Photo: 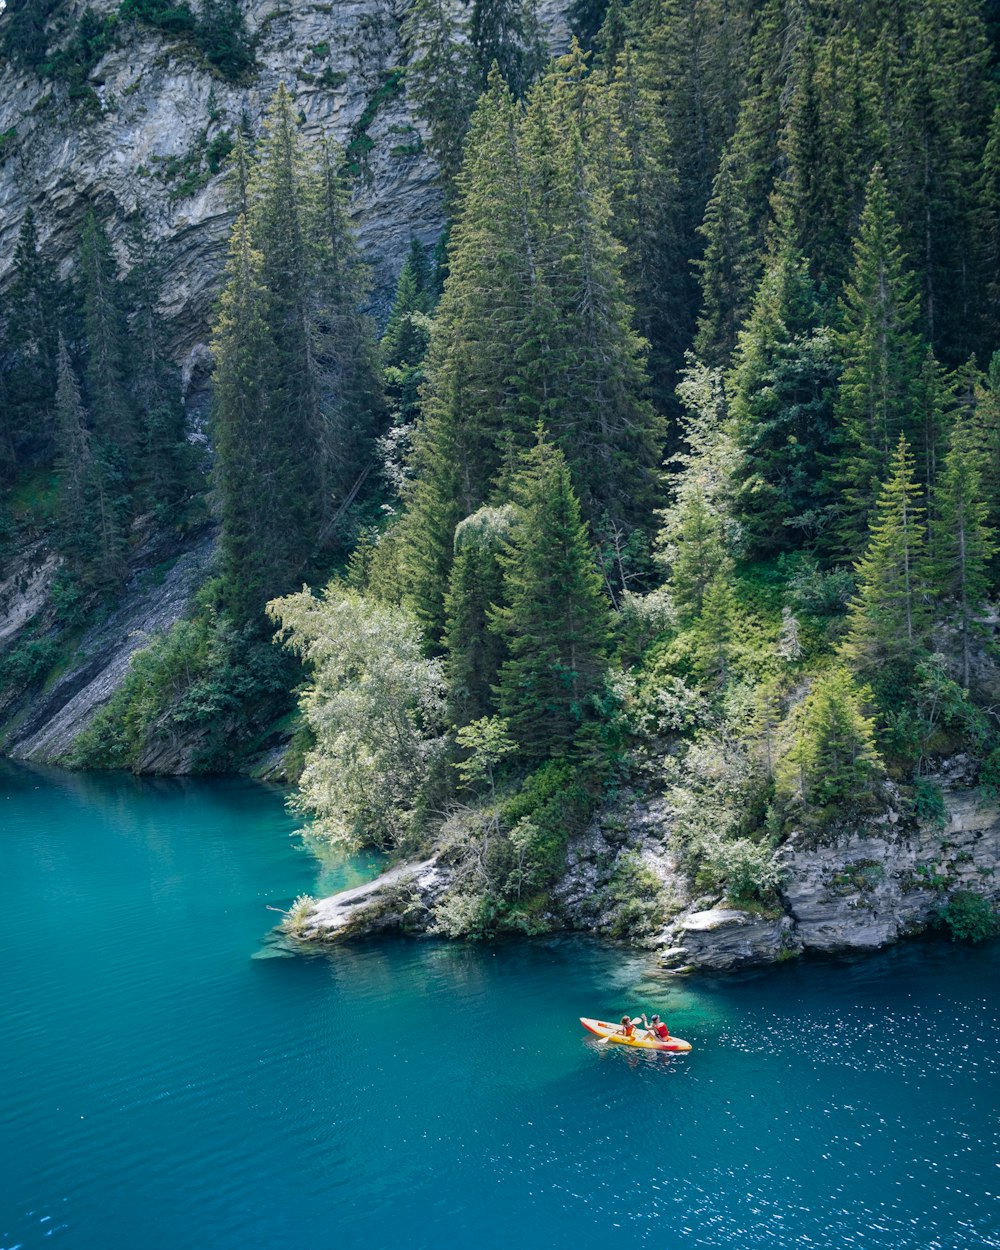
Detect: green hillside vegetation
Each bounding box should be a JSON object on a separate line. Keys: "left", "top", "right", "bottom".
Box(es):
{"left": 3, "top": 0, "right": 1000, "bottom": 937}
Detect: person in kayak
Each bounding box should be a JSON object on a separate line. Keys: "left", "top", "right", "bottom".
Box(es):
{"left": 641, "top": 1013, "right": 670, "bottom": 1042}
{"left": 618, "top": 1015, "right": 639, "bottom": 1039}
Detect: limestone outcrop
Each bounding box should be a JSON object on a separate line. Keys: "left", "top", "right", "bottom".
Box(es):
{"left": 292, "top": 773, "right": 1000, "bottom": 970}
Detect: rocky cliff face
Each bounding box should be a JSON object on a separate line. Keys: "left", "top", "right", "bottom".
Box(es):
{"left": 0, "top": 0, "right": 570, "bottom": 767}
{"left": 0, "top": 0, "right": 446, "bottom": 374}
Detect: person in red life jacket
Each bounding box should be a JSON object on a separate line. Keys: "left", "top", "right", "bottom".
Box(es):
{"left": 642, "top": 1013, "right": 670, "bottom": 1042}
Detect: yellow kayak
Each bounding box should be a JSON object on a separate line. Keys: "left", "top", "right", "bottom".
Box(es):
{"left": 580, "top": 1017, "right": 692, "bottom": 1053}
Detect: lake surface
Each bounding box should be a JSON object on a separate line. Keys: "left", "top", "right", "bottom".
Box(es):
{"left": 1, "top": 761, "right": 998, "bottom": 1250}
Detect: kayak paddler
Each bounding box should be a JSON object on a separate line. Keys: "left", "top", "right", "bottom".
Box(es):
{"left": 641, "top": 1013, "right": 670, "bottom": 1042}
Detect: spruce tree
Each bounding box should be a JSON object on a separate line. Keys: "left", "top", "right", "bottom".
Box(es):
{"left": 380, "top": 239, "right": 435, "bottom": 466}
{"left": 981, "top": 104, "right": 1000, "bottom": 346}
{"left": 778, "top": 665, "right": 883, "bottom": 808}
{"left": 4, "top": 208, "right": 62, "bottom": 470}
{"left": 834, "top": 165, "right": 924, "bottom": 552}
{"left": 53, "top": 335, "right": 94, "bottom": 565}
{"left": 727, "top": 243, "right": 838, "bottom": 555}
{"left": 401, "top": 0, "right": 478, "bottom": 197}
{"left": 492, "top": 433, "right": 610, "bottom": 760}
{"left": 470, "top": 0, "right": 547, "bottom": 97}
{"left": 443, "top": 505, "right": 514, "bottom": 728}
{"left": 211, "top": 215, "right": 287, "bottom": 621}
{"left": 589, "top": 44, "right": 686, "bottom": 416}
{"left": 125, "top": 208, "right": 191, "bottom": 520}
{"left": 398, "top": 72, "right": 535, "bottom": 643}
{"left": 518, "top": 44, "right": 663, "bottom": 532}
{"left": 841, "top": 435, "right": 928, "bottom": 674}
{"left": 78, "top": 211, "right": 135, "bottom": 462}
{"left": 54, "top": 335, "right": 127, "bottom": 592}
{"left": 693, "top": 0, "right": 790, "bottom": 365}
{"left": 311, "top": 137, "right": 385, "bottom": 514}
{"left": 931, "top": 414, "right": 997, "bottom": 688}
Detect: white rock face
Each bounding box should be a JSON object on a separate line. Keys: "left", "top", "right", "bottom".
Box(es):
{"left": 0, "top": 0, "right": 571, "bottom": 366}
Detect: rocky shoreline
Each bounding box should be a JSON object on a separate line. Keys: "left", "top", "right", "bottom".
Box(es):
{"left": 290, "top": 776, "right": 1000, "bottom": 972}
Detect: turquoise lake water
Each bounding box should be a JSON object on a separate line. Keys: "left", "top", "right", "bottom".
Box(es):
{"left": 1, "top": 760, "right": 998, "bottom": 1249}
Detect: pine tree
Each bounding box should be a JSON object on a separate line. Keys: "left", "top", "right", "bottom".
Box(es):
{"left": 518, "top": 44, "right": 663, "bottom": 532}
{"left": 981, "top": 104, "right": 1000, "bottom": 345}
{"left": 931, "top": 413, "right": 997, "bottom": 688}
{"left": 311, "top": 137, "right": 385, "bottom": 514}
{"left": 889, "top": 0, "right": 992, "bottom": 363}
{"left": 444, "top": 505, "right": 514, "bottom": 728}
{"left": 380, "top": 239, "right": 435, "bottom": 462}
{"left": 124, "top": 207, "right": 191, "bottom": 520}
{"left": 778, "top": 665, "right": 883, "bottom": 807}
{"left": 693, "top": 0, "right": 790, "bottom": 365}
{"left": 54, "top": 335, "right": 127, "bottom": 592}
{"left": 841, "top": 435, "right": 928, "bottom": 674}
{"left": 778, "top": 19, "right": 874, "bottom": 293}
{"left": 401, "top": 0, "right": 478, "bottom": 198}
{"left": 4, "top": 208, "right": 63, "bottom": 470}
{"left": 834, "top": 165, "right": 924, "bottom": 552}
{"left": 53, "top": 335, "right": 93, "bottom": 562}
{"left": 588, "top": 44, "right": 686, "bottom": 416}
{"left": 211, "top": 215, "right": 288, "bottom": 621}
{"left": 398, "top": 72, "right": 535, "bottom": 643}
{"left": 727, "top": 243, "right": 838, "bottom": 555}
{"left": 470, "top": 0, "right": 547, "bottom": 97}
{"left": 492, "top": 433, "right": 610, "bottom": 760}
{"left": 78, "top": 211, "right": 135, "bottom": 461}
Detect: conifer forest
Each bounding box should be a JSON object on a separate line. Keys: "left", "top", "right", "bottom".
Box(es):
{"left": 3, "top": 0, "right": 1000, "bottom": 943}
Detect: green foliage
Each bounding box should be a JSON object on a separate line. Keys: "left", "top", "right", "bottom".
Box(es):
{"left": 936, "top": 890, "right": 999, "bottom": 943}
{"left": 71, "top": 595, "right": 295, "bottom": 772}
{"left": 911, "top": 778, "right": 947, "bottom": 830}
{"left": 268, "top": 583, "right": 446, "bottom": 852}
{"left": 841, "top": 437, "right": 927, "bottom": 674}
{"left": 603, "top": 852, "right": 668, "bottom": 940}
{"left": 776, "top": 666, "right": 884, "bottom": 811}
{"left": 211, "top": 85, "right": 383, "bottom": 624}
{"left": 492, "top": 434, "right": 610, "bottom": 761}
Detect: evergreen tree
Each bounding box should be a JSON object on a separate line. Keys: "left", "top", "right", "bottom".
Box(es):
{"left": 54, "top": 335, "right": 127, "bottom": 592}
{"left": 693, "top": 0, "right": 790, "bottom": 364}
{"left": 589, "top": 44, "right": 686, "bottom": 416}
{"left": 518, "top": 44, "right": 663, "bottom": 532}
{"left": 398, "top": 72, "right": 535, "bottom": 643}
{"left": 380, "top": 240, "right": 436, "bottom": 492}
{"left": 931, "top": 413, "right": 997, "bottom": 688}
{"left": 402, "top": 0, "right": 478, "bottom": 197}
{"left": 492, "top": 433, "right": 610, "bottom": 760}
{"left": 889, "top": 0, "right": 992, "bottom": 363}
{"left": 834, "top": 165, "right": 924, "bottom": 551}
{"left": 841, "top": 435, "right": 928, "bottom": 674}
{"left": 778, "top": 19, "right": 873, "bottom": 293}
{"left": 78, "top": 210, "right": 135, "bottom": 461}
{"left": 124, "top": 208, "right": 191, "bottom": 520}
{"left": 727, "top": 244, "right": 839, "bottom": 555}
{"left": 211, "top": 215, "right": 283, "bottom": 621}
{"left": 778, "top": 665, "right": 884, "bottom": 807}
{"left": 53, "top": 335, "right": 93, "bottom": 563}
{"left": 443, "top": 505, "right": 514, "bottom": 728}
{"left": 197, "top": 0, "right": 255, "bottom": 81}
{"left": 3, "top": 208, "right": 63, "bottom": 470}
{"left": 470, "top": 0, "right": 547, "bottom": 97}
{"left": 981, "top": 104, "right": 1000, "bottom": 344}
{"left": 311, "top": 137, "right": 385, "bottom": 514}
